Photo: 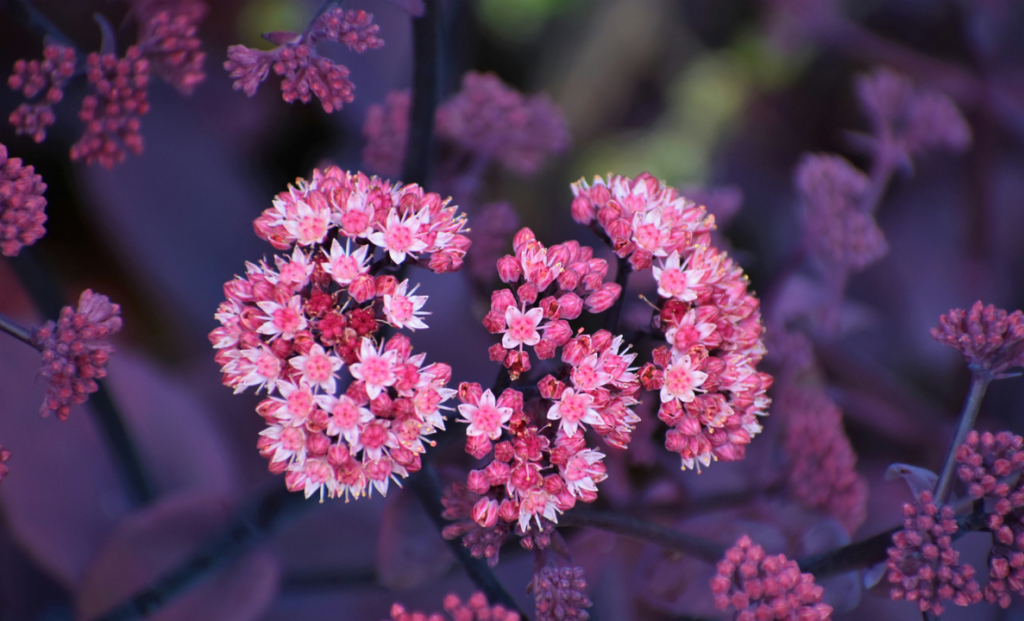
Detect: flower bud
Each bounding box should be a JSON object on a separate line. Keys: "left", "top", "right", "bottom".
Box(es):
{"left": 375, "top": 275, "right": 398, "bottom": 297}
{"left": 484, "top": 460, "right": 511, "bottom": 485}
{"left": 513, "top": 227, "right": 536, "bottom": 253}
{"left": 467, "top": 469, "right": 491, "bottom": 494}
{"left": 498, "top": 499, "right": 519, "bottom": 523}
{"left": 544, "top": 319, "right": 573, "bottom": 346}
{"left": 458, "top": 381, "right": 483, "bottom": 406}
{"left": 490, "top": 288, "right": 516, "bottom": 313}
{"left": 571, "top": 195, "right": 596, "bottom": 224}
{"left": 466, "top": 435, "right": 493, "bottom": 460}
{"left": 496, "top": 255, "right": 522, "bottom": 283}
{"left": 348, "top": 274, "right": 376, "bottom": 303}
{"left": 488, "top": 343, "right": 506, "bottom": 362}
{"left": 517, "top": 282, "right": 539, "bottom": 305}
{"left": 482, "top": 309, "right": 506, "bottom": 334}
{"left": 534, "top": 338, "right": 557, "bottom": 360}
{"left": 557, "top": 293, "right": 584, "bottom": 320}
{"left": 472, "top": 497, "right": 500, "bottom": 528}
{"left": 585, "top": 283, "right": 621, "bottom": 313}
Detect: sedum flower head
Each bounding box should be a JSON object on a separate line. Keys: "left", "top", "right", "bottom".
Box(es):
{"left": 133, "top": 0, "right": 208, "bottom": 95}
{"left": 224, "top": 8, "right": 383, "bottom": 113}
{"left": 0, "top": 143, "right": 47, "bottom": 256}
{"left": 7, "top": 44, "right": 76, "bottom": 143}
{"left": 778, "top": 387, "right": 868, "bottom": 534}
{"left": 711, "top": 534, "right": 832, "bottom": 621}
{"left": 886, "top": 491, "right": 982, "bottom": 614}
{"left": 530, "top": 564, "right": 592, "bottom": 621}
{"left": 795, "top": 154, "right": 888, "bottom": 272}
{"left": 931, "top": 301, "right": 1024, "bottom": 378}
{"left": 386, "top": 592, "right": 520, "bottom": 621}
{"left": 362, "top": 89, "right": 411, "bottom": 178}
{"left": 71, "top": 47, "right": 151, "bottom": 168}
{"left": 212, "top": 167, "right": 468, "bottom": 501}
{"left": 33, "top": 289, "right": 123, "bottom": 421}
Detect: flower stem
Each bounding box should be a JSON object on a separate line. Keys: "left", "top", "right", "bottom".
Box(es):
{"left": 558, "top": 508, "right": 726, "bottom": 564}
{"left": 0, "top": 311, "right": 36, "bottom": 348}
{"left": 402, "top": 0, "right": 440, "bottom": 186}
{"left": 406, "top": 464, "right": 525, "bottom": 615}
{"left": 93, "top": 484, "right": 315, "bottom": 621}
{"left": 8, "top": 250, "right": 157, "bottom": 505}
{"left": 603, "top": 257, "right": 631, "bottom": 333}
{"left": 933, "top": 372, "right": 991, "bottom": 505}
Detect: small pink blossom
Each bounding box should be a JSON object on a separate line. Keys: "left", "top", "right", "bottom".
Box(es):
{"left": 289, "top": 343, "right": 343, "bottom": 393}
{"left": 502, "top": 306, "right": 544, "bottom": 349}
{"left": 383, "top": 279, "right": 429, "bottom": 331}
{"left": 368, "top": 210, "right": 428, "bottom": 264}
{"left": 8, "top": 44, "right": 76, "bottom": 142}
{"left": 321, "top": 238, "right": 370, "bottom": 285}
{"left": 135, "top": 0, "right": 208, "bottom": 95}
{"left": 349, "top": 338, "right": 397, "bottom": 399}
{"left": 659, "top": 352, "right": 708, "bottom": 404}
{"left": 458, "top": 389, "right": 512, "bottom": 439}
{"left": 316, "top": 394, "right": 373, "bottom": 445}
{"left": 386, "top": 592, "right": 520, "bottom": 621}
{"left": 547, "top": 388, "right": 601, "bottom": 437}
{"left": 256, "top": 296, "right": 308, "bottom": 340}
{"left": 652, "top": 251, "right": 702, "bottom": 302}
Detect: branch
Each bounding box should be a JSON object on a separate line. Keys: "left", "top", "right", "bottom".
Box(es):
{"left": 401, "top": 0, "right": 439, "bottom": 186}
{"left": 796, "top": 510, "right": 987, "bottom": 578}
{"left": 405, "top": 464, "right": 526, "bottom": 616}
{"left": 0, "top": 311, "right": 36, "bottom": 348}
{"left": 8, "top": 251, "right": 157, "bottom": 505}
{"left": 934, "top": 372, "right": 991, "bottom": 505}
{"left": 93, "top": 484, "right": 315, "bottom": 621}
{"left": 558, "top": 508, "right": 726, "bottom": 564}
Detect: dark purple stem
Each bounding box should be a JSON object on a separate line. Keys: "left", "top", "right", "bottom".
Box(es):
{"left": 934, "top": 372, "right": 991, "bottom": 505}
{"left": 402, "top": 0, "right": 439, "bottom": 186}
{"left": 0, "top": 311, "right": 36, "bottom": 348}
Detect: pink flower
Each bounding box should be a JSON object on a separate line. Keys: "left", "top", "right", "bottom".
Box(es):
{"left": 711, "top": 535, "right": 832, "bottom": 621}
{"left": 33, "top": 289, "right": 123, "bottom": 420}
{"left": 236, "top": 345, "right": 283, "bottom": 394}
{"left": 546, "top": 388, "right": 601, "bottom": 437}
{"left": 559, "top": 449, "right": 607, "bottom": 499}
{"left": 224, "top": 8, "right": 383, "bottom": 113}
{"left": 316, "top": 394, "right": 373, "bottom": 445}
{"left": 362, "top": 89, "right": 410, "bottom": 177}
{"left": 321, "top": 238, "right": 370, "bottom": 285}
{"left": 349, "top": 338, "right": 397, "bottom": 399}
{"left": 659, "top": 351, "right": 708, "bottom": 404}
{"left": 652, "top": 251, "right": 703, "bottom": 302}
{"left": 502, "top": 306, "right": 544, "bottom": 349}
{"left": 71, "top": 47, "right": 151, "bottom": 168}
{"left": 458, "top": 389, "right": 512, "bottom": 439}
{"left": 289, "top": 344, "right": 343, "bottom": 393}
{"left": 0, "top": 143, "right": 47, "bottom": 256}
{"left": 931, "top": 302, "right": 1024, "bottom": 378}
{"left": 256, "top": 296, "right": 308, "bottom": 340}
{"left": 7, "top": 44, "right": 76, "bottom": 142}
{"left": 530, "top": 564, "right": 592, "bottom": 621}
{"left": 383, "top": 279, "right": 429, "bottom": 331}
{"left": 368, "top": 209, "right": 428, "bottom": 264}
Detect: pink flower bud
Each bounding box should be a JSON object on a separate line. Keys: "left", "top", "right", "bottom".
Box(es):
{"left": 518, "top": 282, "right": 539, "bottom": 304}
{"left": 592, "top": 329, "right": 613, "bottom": 351}
{"left": 467, "top": 469, "right": 491, "bottom": 494}
{"left": 605, "top": 217, "right": 633, "bottom": 242}
{"left": 466, "top": 435, "right": 493, "bottom": 460}
{"left": 544, "top": 319, "right": 572, "bottom": 346}
{"left": 375, "top": 275, "right": 398, "bottom": 297}
{"left": 349, "top": 274, "right": 376, "bottom": 303}
{"left": 488, "top": 343, "right": 506, "bottom": 362}
{"left": 556, "top": 267, "right": 581, "bottom": 291}
{"left": 496, "top": 388, "right": 523, "bottom": 412}
{"left": 458, "top": 381, "right": 483, "bottom": 405}
{"left": 590, "top": 184, "right": 611, "bottom": 208}
{"left": 597, "top": 204, "right": 621, "bottom": 229}
{"left": 482, "top": 309, "right": 506, "bottom": 334}
{"left": 539, "top": 296, "right": 560, "bottom": 320}
{"left": 384, "top": 333, "right": 413, "bottom": 360}
{"left": 585, "top": 283, "right": 621, "bottom": 313}
{"left": 306, "top": 431, "right": 330, "bottom": 455}
{"left": 571, "top": 195, "right": 596, "bottom": 224}
{"left": 498, "top": 499, "right": 519, "bottom": 523}
{"left": 557, "top": 293, "right": 584, "bottom": 319}
{"left": 494, "top": 441, "right": 514, "bottom": 462}
{"left": 484, "top": 460, "right": 511, "bottom": 485}
{"left": 547, "top": 244, "right": 572, "bottom": 269}
{"left": 504, "top": 349, "right": 531, "bottom": 379}
{"left": 629, "top": 249, "right": 653, "bottom": 271}
{"left": 538, "top": 374, "right": 566, "bottom": 400}
{"left": 472, "top": 497, "right": 500, "bottom": 528}
{"left": 561, "top": 338, "right": 587, "bottom": 367}
{"left": 496, "top": 255, "right": 522, "bottom": 283}
{"left": 490, "top": 288, "right": 516, "bottom": 313}
{"left": 513, "top": 227, "right": 536, "bottom": 253}
{"left": 534, "top": 338, "right": 557, "bottom": 360}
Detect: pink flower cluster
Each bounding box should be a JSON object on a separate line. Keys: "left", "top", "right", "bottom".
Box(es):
{"left": 530, "top": 564, "right": 592, "bottom": 621}
{"left": 0, "top": 143, "right": 47, "bottom": 257}
{"left": 931, "top": 301, "right": 1024, "bottom": 378}
{"left": 711, "top": 534, "right": 832, "bottom": 621}
{"left": 856, "top": 67, "right": 971, "bottom": 161}
{"left": 386, "top": 592, "right": 520, "bottom": 621}
{"left": 134, "top": 0, "right": 208, "bottom": 95}
{"left": 956, "top": 430, "right": 1024, "bottom": 607}
{"left": 224, "top": 8, "right": 383, "bottom": 113}
{"left": 0, "top": 446, "right": 9, "bottom": 484}
{"left": 569, "top": 172, "right": 716, "bottom": 271}
{"left": 886, "top": 491, "right": 982, "bottom": 614}
{"left": 362, "top": 72, "right": 569, "bottom": 179}
{"left": 33, "top": 289, "right": 123, "bottom": 421}
{"left": 211, "top": 167, "right": 468, "bottom": 500}
{"left": 7, "top": 44, "right": 76, "bottom": 143}
{"left": 778, "top": 387, "right": 868, "bottom": 534}
{"left": 483, "top": 228, "right": 621, "bottom": 379}
{"left": 70, "top": 47, "right": 151, "bottom": 168}
{"left": 795, "top": 154, "right": 888, "bottom": 272}
{"left": 443, "top": 330, "right": 639, "bottom": 561}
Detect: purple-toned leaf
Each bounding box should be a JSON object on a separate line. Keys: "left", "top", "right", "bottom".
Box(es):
{"left": 884, "top": 463, "right": 938, "bottom": 499}
{"left": 75, "top": 491, "right": 279, "bottom": 621}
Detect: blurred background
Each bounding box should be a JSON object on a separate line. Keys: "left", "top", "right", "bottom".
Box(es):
{"left": 2, "top": 0, "right": 1024, "bottom": 619}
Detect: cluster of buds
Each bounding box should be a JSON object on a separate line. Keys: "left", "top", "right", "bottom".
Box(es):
{"left": 363, "top": 72, "right": 569, "bottom": 179}
{"left": 443, "top": 330, "right": 639, "bottom": 562}
{"left": 33, "top": 289, "right": 123, "bottom": 421}
{"left": 70, "top": 47, "right": 151, "bottom": 168}
{"left": 0, "top": 143, "right": 47, "bottom": 257}
{"left": 134, "top": 0, "right": 208, "bottom": 95}
{"left": 956, "top": 430, "right": 1024, "bottom": 607}
{"left": 224, "top": 8, "right": 383, "bottom": 114}
{"left": 386, "top": 592, "right": 520, "bottom": 621}
{"left": 886, "top": 491, "right": 982, "bottom": 614}
{"left": 211, "top": 167, "right": 469, "bottom": 500}
{"left": 932, "top": 301, "right": 1024, "bottom": 378}
{"left": 7, "top": 44, "right": 76, "bottom": 143}
{"left": 529, "top": 564, "right": 592, "bottom": 621}
{"left": 711, "top": 534, "right": 832, "bottom": 621}
{"left": 483, "top": 228, "right": 620, "bottom": 379}
{"left": 0, "top": 446, "right": 9, "bottom": 484}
